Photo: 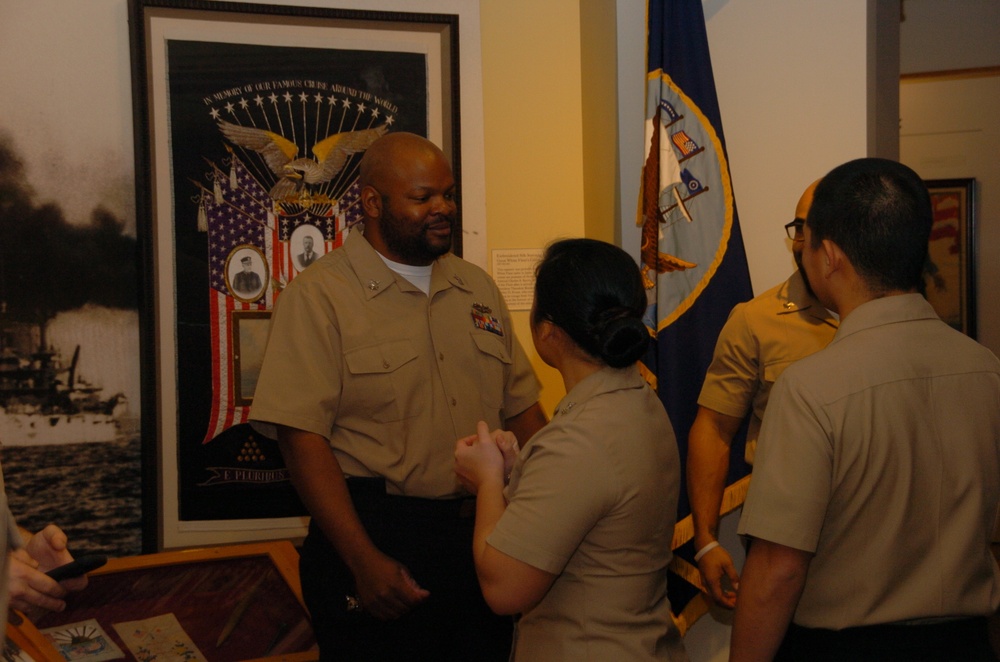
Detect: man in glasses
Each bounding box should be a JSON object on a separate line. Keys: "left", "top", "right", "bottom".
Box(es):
{"left": 732, "top": 157, "right": 999, "bottom": 660}
{"left": 687, "top": 178, "right": 837, "bottom": 609}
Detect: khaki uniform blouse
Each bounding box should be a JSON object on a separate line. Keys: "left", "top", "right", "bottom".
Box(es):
{"left": 489, "top": 366, "right": 685, "bottom": 661}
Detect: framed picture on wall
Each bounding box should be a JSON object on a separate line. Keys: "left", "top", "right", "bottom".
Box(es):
{"left": 128, "top": 0, "right": 462, "bottom": 548}
{"left": 923, "top": 178, "right": 977, "bottom": 338}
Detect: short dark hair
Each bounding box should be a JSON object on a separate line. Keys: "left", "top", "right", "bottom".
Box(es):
{"left": 807, "top": 158, "right": 932, "bottom": 294}
{"left": 532, "top": 238, "right": 649, "bottom": 368}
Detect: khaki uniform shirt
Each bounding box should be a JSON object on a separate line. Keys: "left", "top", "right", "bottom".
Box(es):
{"left": 739, "top": 294, "right": 1000, "bottom": 629}
{"left": 489, "top": 366, "right": 686, "bottom": 661}
{"left": 250, "top": 230, "right": 540, "bottom": 498}
{"left": 698, "top": 270, "right": 837, "bottom": 463}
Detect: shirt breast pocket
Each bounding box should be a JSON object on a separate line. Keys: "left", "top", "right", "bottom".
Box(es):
{"left": 470, "top": 331, "right": 511, "bottom": 409}
{"left": 344, "top": 340, "right": 422, "bottom": 422}
{"left": 762, "top": 359, "right": 794, "bottom": 387}
{"left": 760, "top": 360, "right": 796, "bottom": 410}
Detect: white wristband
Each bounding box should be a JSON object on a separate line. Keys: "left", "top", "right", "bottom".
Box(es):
{"left": 694, "top": 540, "right": 720, "bottom": 562}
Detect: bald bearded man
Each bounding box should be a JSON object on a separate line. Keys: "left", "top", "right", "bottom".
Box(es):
{"left": 250, "top": 133, "right": 546, "bottom": 661}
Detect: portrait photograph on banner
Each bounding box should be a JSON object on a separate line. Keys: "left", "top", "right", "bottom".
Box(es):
{"left": 130, "top": 0, "right": 460, "bottom": 548}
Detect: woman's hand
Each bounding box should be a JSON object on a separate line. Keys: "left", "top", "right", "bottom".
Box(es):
{"left": 455, "top": 421, "right": 506, "bottom": 494}
{"left": 491, "top": 429, "right": 520, "bottom": 482}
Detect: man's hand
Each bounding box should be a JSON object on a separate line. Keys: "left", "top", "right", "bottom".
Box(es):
{"left": 8, "top": 548, "right": 70, "bottom": 618}
{"left": 687, "top": 406, "right": 743, "bottom": 608}
{"left": 278, "top": 427, "right": 430, "bottom": 623}
{"left": 9, "top": 525, "right": 89, "bottom": 619}
{"left": 697, "top": 543, "right": 740, "bottom": 609}
{"left": 23, "top": 525, "right": 83, "bottom": 580}
{"left": 352, "top": 549, "right": 429, "bottom": 621}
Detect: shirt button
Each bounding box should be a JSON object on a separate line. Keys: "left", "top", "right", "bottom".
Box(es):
{"left": 438, "top": 353, "right": 444, "bottom": 361}
{"left": 451, "top": 397, "right": 457, "bottom": 406}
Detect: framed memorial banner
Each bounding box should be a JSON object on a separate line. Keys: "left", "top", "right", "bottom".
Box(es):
{"left": 129, "top": 0, "right": 465, "bottom": 547}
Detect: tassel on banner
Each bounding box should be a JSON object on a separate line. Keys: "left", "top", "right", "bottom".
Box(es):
{"left": 197, "top": 201, "right": 208, "bottom": 232}
{"left": 230, "top": 161, "right": 238, "bottom": 190}
{"left": 214, "top": 178, "right": 223, "bottom": 204}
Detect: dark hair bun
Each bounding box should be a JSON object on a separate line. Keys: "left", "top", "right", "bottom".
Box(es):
{"left": 533, "top": 238, "right": 649, "bottom": 368}
{"left": 597, "top": 316, "right": 650, "bottom": 368}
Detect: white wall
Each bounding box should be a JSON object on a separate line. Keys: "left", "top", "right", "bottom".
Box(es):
{"left": 707, "top": 1, "right": 870, "bottom": 293}
{"left": 900, "top": 0, "right": 1000, "bottom": 74}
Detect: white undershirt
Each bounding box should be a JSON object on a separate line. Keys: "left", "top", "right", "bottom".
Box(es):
{"left": 378, "top": 254, "right": 433, "bottom": 295}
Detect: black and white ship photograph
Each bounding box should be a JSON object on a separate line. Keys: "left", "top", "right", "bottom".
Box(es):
{"left": 0, "top": 1, "right": 142, "bottom": 557}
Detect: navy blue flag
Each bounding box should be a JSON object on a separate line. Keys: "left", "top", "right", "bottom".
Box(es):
{"left": 639, "top": 0, "right": 754, "bottom": 632}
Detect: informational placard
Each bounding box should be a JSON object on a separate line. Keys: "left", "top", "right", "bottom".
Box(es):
{"left": 491, "top": 248, "right": 544, "bottom": 311}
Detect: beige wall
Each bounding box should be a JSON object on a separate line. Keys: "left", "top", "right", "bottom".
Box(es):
{"left": 480, "top": 0, "right": 600, "bottom": 415}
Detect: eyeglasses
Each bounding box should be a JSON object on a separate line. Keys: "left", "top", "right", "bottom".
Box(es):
{"left": 784, "top": 218, "right": 805, "bottom": 240}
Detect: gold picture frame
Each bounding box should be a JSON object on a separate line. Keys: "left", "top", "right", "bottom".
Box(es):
{"left": 924, "top": 178, "right": 977, "bottom": 338}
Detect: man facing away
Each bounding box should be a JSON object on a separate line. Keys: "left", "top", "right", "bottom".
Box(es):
{"left": 731, "top": 157, "right": 1000, "bottom": 661}
{"left": 250, "top": 132, "right": 547, "bottom": 661}
{"left": 687, "top": 179, "right": 838, "bottom": 607}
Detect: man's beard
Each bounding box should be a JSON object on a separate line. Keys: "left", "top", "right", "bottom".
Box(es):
{"left": 794, "top": 246, "right": 818, "bottom": 300}
{"left": 379, "top": 207, "right": 454, "bottom": 264}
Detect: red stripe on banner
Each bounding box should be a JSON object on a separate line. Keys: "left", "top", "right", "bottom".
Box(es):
{"left": 219, "top": 295, "right": 238, "bottom": 434}
{"left": 203, "top": 291, "right": 253, "bottom": 444}
{"left": 203, "top": 290, "right": 224, "bottom": 444}
{"left": 204, "top": 212, "right": 349, "bottom": 446}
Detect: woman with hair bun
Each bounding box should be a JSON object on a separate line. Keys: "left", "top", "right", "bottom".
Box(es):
{"left": 455, "top": 238, "right": 686, "bottom": 661}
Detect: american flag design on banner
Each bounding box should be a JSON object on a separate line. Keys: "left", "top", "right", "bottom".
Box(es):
{"left": 199, "top": 156, "right": 271, "bottom": 444}
{"left": 191, "top": 77, "right": 390, "bottom": 448}
{"left": 198, "top": 155, "right": 356, "bottom": 445}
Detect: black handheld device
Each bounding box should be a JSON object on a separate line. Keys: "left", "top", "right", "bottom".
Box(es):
{"left": 45, "top": 554, "right": 108, "bottom": 581}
